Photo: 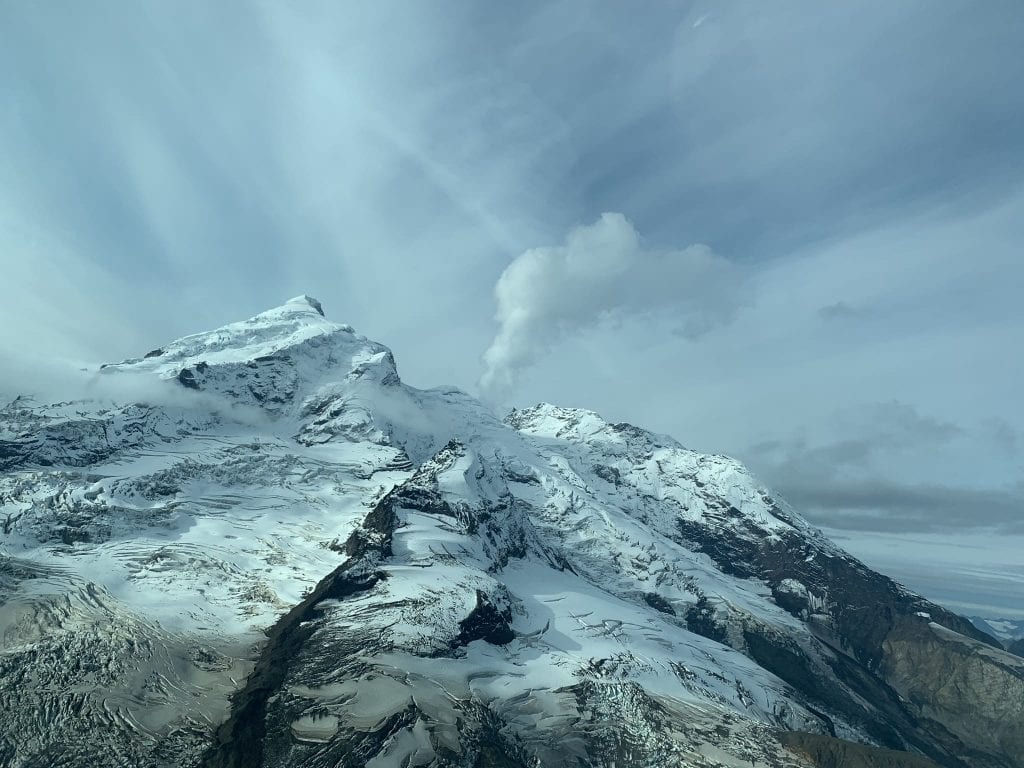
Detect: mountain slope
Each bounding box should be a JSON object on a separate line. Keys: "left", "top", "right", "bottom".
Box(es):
{"left": 1, "top": 297, "right": 1019, "bottom": 768}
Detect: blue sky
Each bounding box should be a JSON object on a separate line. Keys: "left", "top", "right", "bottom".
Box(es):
{"left": 2, "top": 1, "right": 1022, "bottom": 615}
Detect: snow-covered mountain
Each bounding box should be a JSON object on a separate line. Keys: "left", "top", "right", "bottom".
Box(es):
{"left": 969, "top": 616, "right": 1024, "bottom": 645}
{"left": 2, "top": 297, "right": 1022, "bottom": 768}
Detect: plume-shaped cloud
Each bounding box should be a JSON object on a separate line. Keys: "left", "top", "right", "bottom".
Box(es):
{"left": 479, "top": 213, "right": 747, "bottom": 400}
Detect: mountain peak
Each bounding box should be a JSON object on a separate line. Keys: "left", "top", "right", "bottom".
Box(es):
{"left": 296, "top": 294, "right": 325, "bottom": 317}
{"left": 99, "top": 297, "right": 392, "bottom": 400}
{"left": 271, "top": 294, "right": 326, "bottom": 318}
{"left": 246, "top": 294, "right": 333, "bottom": 327}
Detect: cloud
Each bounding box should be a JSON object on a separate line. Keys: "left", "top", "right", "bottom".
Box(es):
{"left": 817, "top": 301, "right": 861, "bottom": 320}
{"left": 822, "top": 529, "right": 1024, "bottom": 619}
{"left": 479, "top": 213, "right": 746, "bottom": 400}
{"left": 746, "top": 401, "right": 1022, "bottom": 534}
{"left": 838, "top": 400, "right": 963, "bottom": 448}
{"left": 985, "top": 419, "right": 1020, "bottom": 456}
{"left": 782, "top": 481, "right": 1024, "bottom": 533}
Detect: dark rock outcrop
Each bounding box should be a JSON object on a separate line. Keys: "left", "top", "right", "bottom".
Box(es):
{"left": 203, "top": 556, "right": 385, "bottom": 768}
{"left": 674, "top": 516, "right": 1022, "bottom": 768}
{"left": 456, "top": 590, "right": 514, "bottom": 647}
{"left": 781, "top": 731, "right": 940, "bottom": 768}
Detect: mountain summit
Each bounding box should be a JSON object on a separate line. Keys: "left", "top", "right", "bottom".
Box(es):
{"left": 1, "top": 300, "right": 1021, "bottom": 768}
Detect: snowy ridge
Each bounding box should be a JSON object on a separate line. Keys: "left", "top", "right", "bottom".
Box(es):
{"left": 100, "top": 295, "right": 400, "bottom": 414}
{"left": 107, "top": 295, "right": 339, "bottom": 375}
{"left": 1, "top": 298, "right": 1020, "bottom": 768}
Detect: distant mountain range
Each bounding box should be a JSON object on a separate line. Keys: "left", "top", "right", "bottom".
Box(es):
{"left": 969, "top": 616, "right": 1024, "bottom": 656}
{"left": 969, "top": 616, "right": 1024, "bottom": 642}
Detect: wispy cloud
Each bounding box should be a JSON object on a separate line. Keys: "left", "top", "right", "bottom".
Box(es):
{"left": 817, "top": 302, "right": 862, "bottom": 320}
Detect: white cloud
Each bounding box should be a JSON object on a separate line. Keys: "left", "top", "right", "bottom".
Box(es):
{"left": 479, "top": 213, "right": 746, "bottom": 400}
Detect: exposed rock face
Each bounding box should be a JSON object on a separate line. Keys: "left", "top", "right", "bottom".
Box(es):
{"left": 1, "top": 298, "right": 1019, "bottom": 768}
{"left": 672, "top": 505, "right": 1019, "bottom": 766}
{"left": 881, "top": 617, "right": 1024, "bottom": 768}
{"left": 780, "top": 732, "right": 940, "bottom": 768}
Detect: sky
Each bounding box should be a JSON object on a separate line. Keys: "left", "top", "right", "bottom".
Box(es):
{"left": 1, "top": 1, "right": 1022, "bottom": 618}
